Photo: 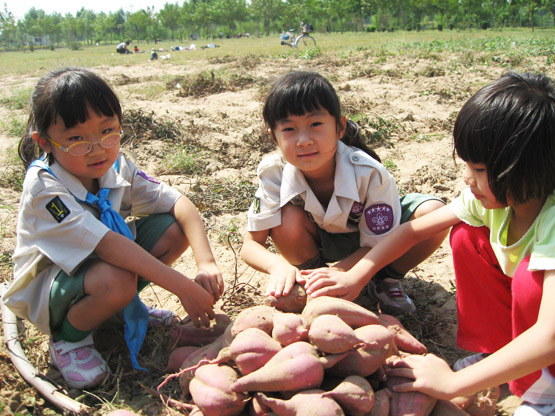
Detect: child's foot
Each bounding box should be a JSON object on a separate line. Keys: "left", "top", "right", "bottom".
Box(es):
{"left": 49, "top": 334, "right": 110, "bottom": 389}
{"left": 146, "top": 306, "right": 179, "bottom": 327}
{"left": 367, "top": 278, "right": 416, "bottom": 315}
{"left": 452, "top": 353, "right": 490, "bottom": 371}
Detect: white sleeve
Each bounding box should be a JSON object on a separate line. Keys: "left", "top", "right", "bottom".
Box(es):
{"left": 358, "top": 170, "right": 402, "bottom": 248}
{"left": 247, "top": 155, "right": 285, "bottom": 232}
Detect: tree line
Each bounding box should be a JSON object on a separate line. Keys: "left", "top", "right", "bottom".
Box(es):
{"left": 1, "top": 0, "right": 553, "bottom": 51}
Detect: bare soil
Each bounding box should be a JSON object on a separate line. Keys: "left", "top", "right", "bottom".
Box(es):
{"left": 0, "top": 47, "right": 546, "bottom": 415}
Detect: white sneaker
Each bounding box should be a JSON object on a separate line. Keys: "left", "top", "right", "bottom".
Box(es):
{"left": 49, "top": 334, "right": 110, "bottom": 389}
{"left": 452, "top": 353, "right": 489, "bottom": 371}
{"left": 367, "top": 278, "right": 416, "bottom": 315}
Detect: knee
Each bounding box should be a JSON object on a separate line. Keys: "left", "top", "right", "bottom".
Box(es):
{"left": 93, "top": 265, "right": 137, "bottom": 306}
{"left": 271, "top": 203, "right": 313, "bottom": 241}
{"left": 412, "top": 199, "right": 445, "bottom": 218}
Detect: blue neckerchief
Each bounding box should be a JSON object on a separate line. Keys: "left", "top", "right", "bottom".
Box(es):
{"left": 30, "top": 158, "right": 148, "bottom": 371}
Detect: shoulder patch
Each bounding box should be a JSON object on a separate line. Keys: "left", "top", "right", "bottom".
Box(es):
{"left": 364, "top": 203, "right": 394, "bottom": 235}
{"left": 137, "top": 170, "right": 160, "bottom": 184}
{"left": 252, "top": 197, "right": 260, "bottom": 214}
{"left": 46, "top": 196, "right": 70, "bottom": 223}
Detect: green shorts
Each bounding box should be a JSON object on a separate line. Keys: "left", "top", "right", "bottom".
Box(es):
{"left": 48, "top": 213, "right": 175, "bottom": 332}
{"left": 317, "top": 193, "right": 443, "bottom": 262}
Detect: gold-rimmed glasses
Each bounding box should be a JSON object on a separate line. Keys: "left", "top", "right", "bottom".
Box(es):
{"left": 44, "top": 128, "right": 123, "bottom": 156}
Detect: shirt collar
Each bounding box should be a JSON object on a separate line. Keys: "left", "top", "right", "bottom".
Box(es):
{"left": 279, "top": 141, "right": 362, "bottom": 208}
{"left": 333, "top": 141, "right": 361, "bottom": 201}
{"left": 48, "top": 157, "right": 130, "bottom": 200}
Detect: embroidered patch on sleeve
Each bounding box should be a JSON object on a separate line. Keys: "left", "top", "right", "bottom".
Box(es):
{"left": 253, "top": 197, "right": 260, "bottom": 214}
{"left": 137, "top": 170, "right": 160, "bottom": 184}
{"left": 348, "top": 201, "right": 364, "bottom": 223}
{"left": 46, "top": 196, "right": 70, "bottom": 223}
{"left": 364, "top": 203, "right": 394, "bottom": 235}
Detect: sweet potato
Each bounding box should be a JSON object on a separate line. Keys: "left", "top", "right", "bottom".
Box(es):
{"left": 249, "top": 393, "right": 273, "bottom": 416}
{"left": 255, "top": 390, "right": 345, "bottom": 416}
{"left": 431, "top": 400, "right": 471, "bottom": 415}
{"left": 265, "top": 283, "right": 307, "bottom": 313}
{"left": 189, "top": 363, "right": 249, "bottom": 416}
{"left": 450, "top": 385, "right": 500, "bottom": 416}
{"left": 166, "top": 345, "right": 200, "bottom": 372}
{"left": 271, "top": 311, "right": 309, "bottom": 346}
{"left": 179, "top": 328, "right": 282, "bottom": 377}
{"left": 327, "top": 324, "right": 394, "bottom": 378}
{"left": 231, "top": 305, "right": 275, "bottom": 337}
{"left": 169, "top": 313, "right": 232, "bottom": 348}
{"left": 225, "top": 328, "right": 283, "bottom": 375}
{"left": 321, "top": 375, "right": 375, "bottom": 416}
{"left": 176, "top": 337, "right": 225, "bottom": 397}
{"left": 378, "top": 314, "right": 427, "bottom": 355}
{"left": 308, "top": 314, "right": 365, "bottom": 354}
{"left": 302, "top": 296, "right": 380, "bottom": 329}
{"left": 231, "top": 341, "right": 324, "bottom": 393}
{"left": 368, "top": 388, "right": 392, "bottom": 416}
{"left": 386, "top": 375, "right": 437, "bottom": 416}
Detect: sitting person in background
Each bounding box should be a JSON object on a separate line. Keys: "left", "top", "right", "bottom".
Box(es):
{"left": 116, "top": 41, "right": 130, "bottom": 54}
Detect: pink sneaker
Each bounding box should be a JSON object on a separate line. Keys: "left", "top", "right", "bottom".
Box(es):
{"left": 49, "top": 334, "right": 110, "bottom": 389}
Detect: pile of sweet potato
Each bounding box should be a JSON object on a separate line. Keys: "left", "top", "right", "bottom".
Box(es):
{"left": 160, "top": 295, "right": 497, "bottom": 416}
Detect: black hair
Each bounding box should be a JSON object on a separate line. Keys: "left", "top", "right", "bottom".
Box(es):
{"left": 262, "top": 71, "right": 380, "bottom": 162}
{"left": 454, "top": 71, "right": 555, "bottom": 205}
{"left": 18, "top": 67, "right": 122, "bottom": 168}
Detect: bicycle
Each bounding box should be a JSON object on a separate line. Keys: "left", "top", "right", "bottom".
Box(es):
{"left": 280, "top": 25, "right": 316, "bottom": 50}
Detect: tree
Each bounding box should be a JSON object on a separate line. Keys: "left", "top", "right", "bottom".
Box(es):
{"left": 158, "top": 3, "right": 182, "bottom": 40}
{"left": 250, "top": 0, "right": 283, "bottom": 36}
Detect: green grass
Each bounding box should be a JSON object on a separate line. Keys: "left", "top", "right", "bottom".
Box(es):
{"left": 0, "top": 28, "right": 553, "bottom": 76}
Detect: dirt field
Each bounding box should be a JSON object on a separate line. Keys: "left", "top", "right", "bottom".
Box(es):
{"left": 0, "top": 42, "right": 552, "bottom": 414}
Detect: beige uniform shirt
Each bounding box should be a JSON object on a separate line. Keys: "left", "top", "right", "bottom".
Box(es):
{"left": 247, "top": 141, "right": 401, "bottom": 248}
{"left": 2, "top": 154, "right": 181, "bottom": 334}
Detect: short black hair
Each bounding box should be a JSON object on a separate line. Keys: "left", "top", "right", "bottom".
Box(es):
{"left": 454, "top": 71, "right": 555, "bottom": 205}
{"left": 19, "top": 67, "right": 122, "bottom": 167}
{"left": 262, "top": 71, "right": 380, "bottom": 160}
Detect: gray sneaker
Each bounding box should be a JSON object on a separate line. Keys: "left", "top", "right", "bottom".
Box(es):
{"left": 367, "top": 278, "right": 416, "bottom": 315}
{"left": 452, "top": 353, "right": 489, "bottom": 371}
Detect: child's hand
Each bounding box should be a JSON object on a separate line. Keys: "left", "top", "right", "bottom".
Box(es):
{"left": 266, "top": 263, "right": 299, "bottom": 298}
{"left": 385, "top": 353, "right": 458, "bottom": 400}
{"left": 178, "top": 278, "right": 217, "bottom": 327}
{"left": 302, "top": 268, "right": 366, "bottom": 301}
{"left": 194, "top": 262, "right": 225, "bottom": 301}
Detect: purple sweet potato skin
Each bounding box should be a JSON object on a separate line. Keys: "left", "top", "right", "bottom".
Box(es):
{"left": 302, "top": 296, "right": 380, "bottom": 328}
{"left": 189, "top": 363, "right": 248, "bottom": 416}
{"left": 327, "top": 325, "right": 394, "bottom": 378}
{"left": 231, "top": 342, "right": 324, "bottom": 393}
{"left": 368, "top": 389, "right": 392, "bottom": 416}
{"left": 265, "top": 283, "right": 307, "bottom": 313}
{"left": 386, "top": 376, "right": 437, "bottom": 416}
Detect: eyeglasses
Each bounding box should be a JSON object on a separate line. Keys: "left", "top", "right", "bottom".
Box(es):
{"left": 45, "top": 128, "right": 123, "bottom": 156}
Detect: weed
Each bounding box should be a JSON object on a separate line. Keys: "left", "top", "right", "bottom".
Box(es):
{"left": 0, "top": 88, "right": 32, "bottom": 110}
{"left": 187, "top": 177, "right": 257, "bottom": 218}
{"left": 123, "top": 108, "right": 182, "bottom": 146}
{"left": 160, "top": 145, "right": 205, "bottom": 175}
{"left": 0, "top": 115, "right": 26, "bottom": 138}
{"left": 171, "top": 70, "right": 257, "bottom": 98}
{"left": 383, "top": 159, "right": 398, "bottom": 170}
{"left": 298, "top": 46, "right": 322, "bottom": 60}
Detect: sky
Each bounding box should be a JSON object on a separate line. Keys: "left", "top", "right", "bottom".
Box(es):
{"left": 3, "top": 0, "right": 172, "bottom": 19}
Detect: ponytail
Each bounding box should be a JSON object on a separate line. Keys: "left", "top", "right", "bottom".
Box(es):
{"left": 340, "top": 119, "right": 381, "bottom": 163}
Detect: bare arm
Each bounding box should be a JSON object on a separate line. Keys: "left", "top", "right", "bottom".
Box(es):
{"left": 240, "top": 230, "right": 299, "bottom": 297}
{"left": 390, "top": 269, "right": 555, "bottom": 399}
{"left": 172, "top": 196, "right": 224, "bottom": 299}
{"left": 304, "top": 204, "right": 460, "bottom": 299}
{"left": 95, "top": 230, "right": 215, "bottom": 327}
